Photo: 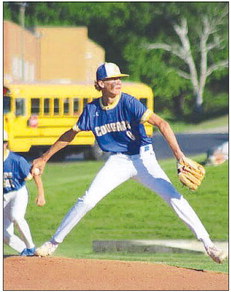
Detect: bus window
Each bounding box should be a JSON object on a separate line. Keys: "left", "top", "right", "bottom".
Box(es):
{"left": 64, "top": 98, "right": 70, "bottom": 114}
{"left": 73, "top": 98, "right": 79, "bottom": 114}
{"left": 3, "top": 96, "right": 11, "bottom": 114}
{"left": 15, "top": 98, "right": 25, "bottom": 116}
{"left": 31, "top": 98, "right": 40, "bottom": 114}
{"left": 44, "top": 98, "right": 50, "bottom": 115}
{"left": 83, "top": 98, "right": 89, "bottom": 109}
{"left": 54, "top": 98, "right": 59, "bottom": 115}
{"left": 139, "top": 98, "right": 147, "bottom": 107}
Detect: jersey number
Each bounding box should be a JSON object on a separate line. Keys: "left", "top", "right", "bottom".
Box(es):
{"left": 126, "top": 131, "right": 135, "bottom": 140}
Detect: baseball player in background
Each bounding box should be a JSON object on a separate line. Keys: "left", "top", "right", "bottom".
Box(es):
{"left": 32, "top": 62, "right": 226, "bottom": 263}
{"left": 4, "top": 130, "right": 46, "bottom": 256}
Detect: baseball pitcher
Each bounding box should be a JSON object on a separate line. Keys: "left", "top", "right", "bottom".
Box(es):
{"left": 32, "top": 62, "right": 226, "bottom": 264}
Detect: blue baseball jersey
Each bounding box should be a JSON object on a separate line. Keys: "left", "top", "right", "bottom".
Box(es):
{"left": 75, "top": 93, "right": 153, "bottom": 154}
{"left": 3, "top": 152, "right": 31, "bottom": 194}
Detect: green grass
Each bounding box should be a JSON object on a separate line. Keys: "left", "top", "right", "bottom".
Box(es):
{"left": 4, "top": 155, "right": 228, "bottom": 273}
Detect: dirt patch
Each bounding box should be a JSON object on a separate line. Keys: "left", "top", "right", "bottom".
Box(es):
{"left": 4, "top": 256, "right": 228, "bottom": 291}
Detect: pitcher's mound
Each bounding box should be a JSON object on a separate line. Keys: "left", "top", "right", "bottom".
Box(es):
{"left": 4, "top": 256, "right": 228, "bottom": 290}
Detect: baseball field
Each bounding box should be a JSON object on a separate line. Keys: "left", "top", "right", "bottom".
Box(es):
{"left": 4, "top": 154, "right": 228, "bottom": 290}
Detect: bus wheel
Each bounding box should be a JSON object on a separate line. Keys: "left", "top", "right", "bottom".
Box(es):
{"left": 50, "top": 150, "right": 66, "bottom": 161}
{"left": 83, "top": 143, "right": 109, "bottom": 161}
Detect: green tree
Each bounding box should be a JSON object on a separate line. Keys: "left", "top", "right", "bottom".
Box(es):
{"left": 145, "top": 5, "right": 228, "bottom": 116}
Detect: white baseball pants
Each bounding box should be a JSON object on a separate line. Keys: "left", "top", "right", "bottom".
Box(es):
{"left": 52, "top": 145, "right": 211, "bottom": 246}
{"left": 4, "top": 186, "right": 35, "bottom": 253}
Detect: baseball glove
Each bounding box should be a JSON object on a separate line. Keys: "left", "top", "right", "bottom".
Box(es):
{"left": 177, "top": 157, "right": 205, "bottom": 191}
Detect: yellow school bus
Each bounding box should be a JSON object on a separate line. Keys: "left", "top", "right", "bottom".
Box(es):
{"left": 4, "top": 81, "right": 154, "bottom": 160}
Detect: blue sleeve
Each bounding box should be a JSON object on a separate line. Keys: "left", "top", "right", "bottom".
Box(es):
{"left": 18, "top": 156, "right": 31, "bottom": 179}
{"left": 127, "top": 96, "right": 147, "bottom": 122}
{"left": 77, "top": 105, "right": 91, "bottom": 131}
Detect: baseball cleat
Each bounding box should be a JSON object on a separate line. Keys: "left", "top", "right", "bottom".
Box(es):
{"left": 205, "top": 245, "right": 227, "bottom": 264}
{"left": 35, "top": 241, "right": 58, "bottom": 257}
{"left": 20, "top": 247, "right": 36, "bottom": 256}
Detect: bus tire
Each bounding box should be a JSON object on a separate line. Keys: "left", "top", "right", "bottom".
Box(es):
{"left": 83, "top": 142, "right": 110, "bottom": 161}
{"left": 50, "top": 149, "right": 66, "bottom": 161}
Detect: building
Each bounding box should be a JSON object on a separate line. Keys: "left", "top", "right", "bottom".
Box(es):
{"left": 4, "top": 20, "right": 40, "bottom": 82}
{"left": 4, "top": 20, "right": 105, "bottom": 83}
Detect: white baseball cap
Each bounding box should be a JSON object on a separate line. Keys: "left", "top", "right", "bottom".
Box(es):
{"left": 4, "top": 130, "right": 8, "bottom": 142}
{"left": 96, "top": 62, "right": 129, "bottom": 81}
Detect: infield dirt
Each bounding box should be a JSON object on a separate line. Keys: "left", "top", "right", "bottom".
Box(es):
{"left": 4, "top": 256, "right": 228, "bottom": 290}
